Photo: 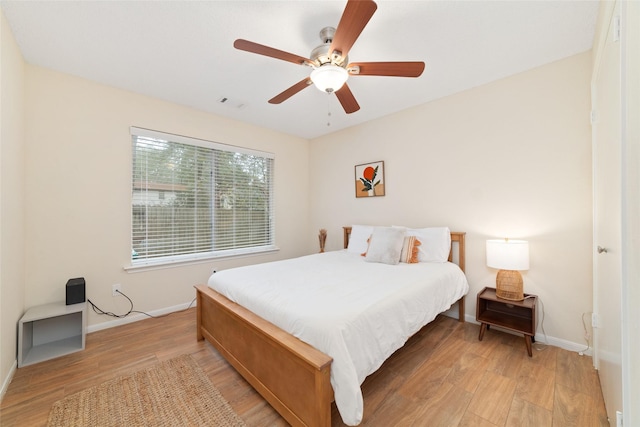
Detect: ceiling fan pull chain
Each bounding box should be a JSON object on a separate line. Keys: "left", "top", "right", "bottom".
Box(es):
{"left": 327, "top": 93, "right": 332, "bottom": 127}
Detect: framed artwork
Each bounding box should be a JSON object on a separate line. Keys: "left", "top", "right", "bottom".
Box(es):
{"left": 355, "top": 161, "right": 385, "bottom": 198}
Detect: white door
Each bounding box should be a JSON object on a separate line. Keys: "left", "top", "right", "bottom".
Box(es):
{"left": 592, "top": 1, "right": 622, "bottom": 423}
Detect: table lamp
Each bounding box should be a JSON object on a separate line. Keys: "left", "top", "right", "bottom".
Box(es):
{"left": 486, "top": 239, "right": 529, "bottom": 301}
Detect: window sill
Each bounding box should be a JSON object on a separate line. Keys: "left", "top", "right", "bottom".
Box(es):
{"left": 124, "top": 247, "right": 280, "bottom": 273}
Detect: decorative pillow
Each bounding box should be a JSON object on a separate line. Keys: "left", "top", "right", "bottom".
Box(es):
{"left": 364, "top": 227, "right": 406, "bottom": 265}
{"left": 347, "top": 225, "right": 375, "bottom": 254}
{"left": 399, "top": 236, "right": 421, "bottom": 263}
{"left": 394, "top": 226, "right": 451, "bottom": 263}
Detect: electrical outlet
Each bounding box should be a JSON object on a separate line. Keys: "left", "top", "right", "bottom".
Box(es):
{"left": 112, "top": 284, "right": 122, "bottom": 297}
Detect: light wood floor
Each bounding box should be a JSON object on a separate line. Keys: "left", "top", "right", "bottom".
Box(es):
{"left": 1, "top": 307, "right": 609, "bottom": 427}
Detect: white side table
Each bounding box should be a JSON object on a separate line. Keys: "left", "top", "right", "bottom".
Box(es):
{"left": 18, "top": 301, "right": 86, "bottom": 367}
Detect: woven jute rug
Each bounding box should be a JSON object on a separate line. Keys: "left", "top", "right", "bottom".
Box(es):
{"left": 47, "top": 354, "right": 247, "bottom": 427}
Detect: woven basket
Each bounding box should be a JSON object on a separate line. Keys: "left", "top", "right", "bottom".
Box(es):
{"left": 495, "top": 270, "right": 524, "bottom": 301}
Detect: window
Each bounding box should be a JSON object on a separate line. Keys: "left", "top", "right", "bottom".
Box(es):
{"left": 130, "top": 127, "right": 275, "bottom": 267}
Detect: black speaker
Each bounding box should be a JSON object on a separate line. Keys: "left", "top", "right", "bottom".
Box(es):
{"left": 66, "top": 277, "right": 86, "bottom": 305}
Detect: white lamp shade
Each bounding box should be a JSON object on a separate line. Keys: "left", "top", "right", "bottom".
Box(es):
{"left": 486, "top": 239, "right": 529, "bottom": 271}
{"left": 310, "top": 65, "right": 348, "bottom": 93}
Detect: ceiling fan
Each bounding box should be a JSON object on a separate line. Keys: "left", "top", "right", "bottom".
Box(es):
{"left": 233, "top": 0, "right": 425, "bottom": 114}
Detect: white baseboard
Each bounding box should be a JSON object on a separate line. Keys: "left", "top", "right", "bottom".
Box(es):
{"left": 87, "top": 300, "right": 196, "bottom": 334}
{"left": 0, "top": 360, "right": 17, "bottom": 404}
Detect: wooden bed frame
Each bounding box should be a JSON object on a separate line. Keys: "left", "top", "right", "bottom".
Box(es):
{"left": 195, "top": 227, "right": 466, "bottom": 427}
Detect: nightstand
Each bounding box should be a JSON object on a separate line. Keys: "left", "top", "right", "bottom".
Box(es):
{"left": 476, "top": 286, "right": 537, "bottom": 356}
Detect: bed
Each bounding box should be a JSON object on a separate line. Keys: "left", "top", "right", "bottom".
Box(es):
{"left": 195, "top": 226, "right": 468, "bottom": 426}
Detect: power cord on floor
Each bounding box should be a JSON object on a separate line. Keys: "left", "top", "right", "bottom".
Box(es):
{"left": 533, "top": 296, "right": 549, "bottom": 352}
{"left": 578, "top": 312, "right": 591, "bottom": 356}
{"left": 88, "top": 289, "right": 196, "bottom": 319}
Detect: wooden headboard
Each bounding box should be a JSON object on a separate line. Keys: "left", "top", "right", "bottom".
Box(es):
{"left": 342, "top": 226, "right": 466, "bottom": 273}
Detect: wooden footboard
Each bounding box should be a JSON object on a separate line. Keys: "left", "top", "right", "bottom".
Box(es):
{"left": 195, "top": 284, "right": 333, "bottom": 427}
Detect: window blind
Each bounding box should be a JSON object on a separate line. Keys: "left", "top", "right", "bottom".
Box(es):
{"left": 131, "top": 127, "right": 275, "bottom": 265}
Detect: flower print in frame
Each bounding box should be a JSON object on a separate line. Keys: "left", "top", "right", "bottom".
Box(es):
{"left": 355, "top": 161, "right": 385, "bottom": 198}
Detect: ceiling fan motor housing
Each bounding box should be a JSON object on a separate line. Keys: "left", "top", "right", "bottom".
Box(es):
{"left": 310, "top": 27, "right": 348, "bottom": 67}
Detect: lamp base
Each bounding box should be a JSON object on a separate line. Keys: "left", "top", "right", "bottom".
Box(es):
{"left": 495, "top": 270, "right": 524, "bottom": 301}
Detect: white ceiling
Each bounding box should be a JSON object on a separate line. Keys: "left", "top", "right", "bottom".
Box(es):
{"left": 1, "top": 1, "right": 599, "bottom": 140}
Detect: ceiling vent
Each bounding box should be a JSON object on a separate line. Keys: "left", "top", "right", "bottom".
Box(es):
{"left": 217, "top": 97, "right": 247, "bottom": 110}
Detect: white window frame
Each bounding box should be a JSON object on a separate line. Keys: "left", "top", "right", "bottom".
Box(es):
{"left": 126, "top": 127, "right": 276, "bottom": 271}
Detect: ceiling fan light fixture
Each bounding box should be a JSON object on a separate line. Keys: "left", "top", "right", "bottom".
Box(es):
{"left": 310, "top": 64, "right": 348, "bottom": 93}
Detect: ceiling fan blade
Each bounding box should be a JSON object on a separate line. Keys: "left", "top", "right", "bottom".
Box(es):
{"left": 268, "top": 78, "right": 313, "bottom": 104}
{"left": 335, "top": 83, "right": 360, "bottom": 114}
{"left": 329, "top": 0, "right": 377, "bottom": 59}
{"left": 348, "top": 62, "right": 425, "bottom": 77}
{"left": 234, "top": 39, "right": 311, "bottom": 66}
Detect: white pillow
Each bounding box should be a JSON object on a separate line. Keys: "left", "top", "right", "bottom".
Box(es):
{"left": 395, "top": 226, "right": 451, "bottom": 263}
{"left": 365, "top": 227, "right": 406, "bottom": 265}
{"left": 346, "top": 225, "right": 375, "bottom": 254}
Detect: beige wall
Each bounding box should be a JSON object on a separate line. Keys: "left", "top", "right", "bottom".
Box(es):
{"left": 309, "top": 52, "right": 593, "bottom": 347}
{"left": 23, "top": 65, "right": 310, "bottom": 328}
{"left": 1, "top": 10, "right": 26, "bottom": 396}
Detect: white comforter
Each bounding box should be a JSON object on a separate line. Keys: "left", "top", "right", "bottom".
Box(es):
{"left": 207, "top": 250, "right": 468, "bottom": 426}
